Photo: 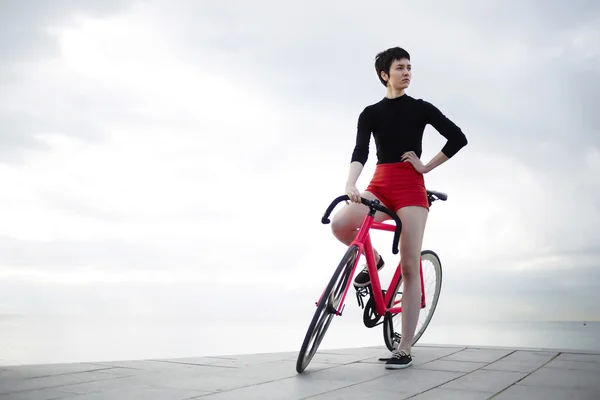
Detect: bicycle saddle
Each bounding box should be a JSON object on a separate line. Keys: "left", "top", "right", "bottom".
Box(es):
{"left": 426, "top": 189, "right": 448, "bottom": 201}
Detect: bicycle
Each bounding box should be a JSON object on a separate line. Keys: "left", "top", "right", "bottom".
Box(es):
{"left": 295, "top": 189, "right": 447, "bottom": 373}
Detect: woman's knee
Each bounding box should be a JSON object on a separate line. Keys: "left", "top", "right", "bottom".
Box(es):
{"left": 399, "top": 247, "right": 421, "bottom": 279}
{"left": 330, "top": 206, "right": 362, "bottom": 238}
{"left": 397, "top": 206, "right": 428, "bottom": 278}
{"left": 331, "top": 213, "right": 355, "bottom": 238}
{"left": 400, "top": 256, "right": 421, "bottom": 279}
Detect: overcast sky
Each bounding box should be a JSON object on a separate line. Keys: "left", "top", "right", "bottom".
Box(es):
{"left": 1, "top": 0, "right": 599, "bottom": 358}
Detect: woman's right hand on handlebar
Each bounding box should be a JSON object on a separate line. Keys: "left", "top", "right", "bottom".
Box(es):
{"left": 345, "top": 183, "right": 361, "bottom": 203}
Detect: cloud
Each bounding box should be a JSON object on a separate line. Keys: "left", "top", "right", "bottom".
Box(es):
{"left": 435, "top": 248, "right": 600, "bottom": 322}
{"left": 0, "top": 1, "right": 135, "bottom": 162}
{"left": 132, "top": 1, "right": 600, "bottom": 167}
{"left": 0, "top": 0, "right": 130, "bottom": 61}
{"left": 0, "top": 0, "right": 599, "bottom": 333}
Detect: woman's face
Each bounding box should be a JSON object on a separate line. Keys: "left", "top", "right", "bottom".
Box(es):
{"left": 382, "top": 58, "right": 411, "bottom": 90}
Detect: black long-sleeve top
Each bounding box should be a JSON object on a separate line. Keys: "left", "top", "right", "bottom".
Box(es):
{"left": 351, "top": 94, "right": 468, "bottom": 165}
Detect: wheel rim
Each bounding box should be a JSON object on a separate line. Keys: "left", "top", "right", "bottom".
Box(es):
{"left": 298, "top": 246, "right": 358, "bottom": 371}
{"left": 301, "top": 307, "right": 335, "bottom": 370}
{"left": 384, "top": 251, "right": 442, "bottom": 350}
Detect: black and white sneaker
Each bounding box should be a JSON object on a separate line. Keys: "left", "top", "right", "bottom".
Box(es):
{"left": 384, "top": 350, "right": 413, "bottom": 369}
{"left": 353, "top": 256, "right": 384, "bottom": 288}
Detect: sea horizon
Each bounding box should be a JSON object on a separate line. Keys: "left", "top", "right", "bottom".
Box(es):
{"left": 1, "top": 314, "right": 599, "bottom": 367}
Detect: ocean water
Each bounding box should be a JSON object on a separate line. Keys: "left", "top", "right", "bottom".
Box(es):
{"left": 1, "top": 315, "right": 598, "bottom": 366}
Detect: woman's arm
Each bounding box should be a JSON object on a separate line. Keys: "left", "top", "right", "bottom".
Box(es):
{"left": 423, "top": 101, "right": 468, "bottom": 158}
{"left": 345, "top": 107, "right": 371, "bottom": 202}
{"left": 346, "top": 161, "right": 365, "bottom": 187}
{"left": 423, "top": 151, "right": 449, "bottom": 174}
{"left": 402, "top": 101, "right": 467, "bottom": 173}
{"left": 422, "top": 100, "right": 468, "bottom": 161}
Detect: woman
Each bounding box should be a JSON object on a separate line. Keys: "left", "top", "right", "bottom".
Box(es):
{"left": 331, "top": 47, "right": 468, "bottom": 369}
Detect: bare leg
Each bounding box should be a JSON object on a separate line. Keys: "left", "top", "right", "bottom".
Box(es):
{"left": 330, "top": 191, "right": 390, "bottom": 261}
{"left": 396, "top": 206, "right": 428, "bottom": 355}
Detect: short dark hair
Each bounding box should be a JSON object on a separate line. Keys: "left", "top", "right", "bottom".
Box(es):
{"left": 374, "top": 47, "right": 411, "bottom": 87}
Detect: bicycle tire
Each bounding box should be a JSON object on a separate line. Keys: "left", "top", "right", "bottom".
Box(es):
{"left": 296, "top": 244, "right": 359, "bottom": 373}
{"left": 382, "top": 249, "right": 443, "bottom": 352}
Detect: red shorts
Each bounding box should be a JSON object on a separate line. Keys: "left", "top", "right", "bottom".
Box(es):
{"left": 365, "top": 162, "right": 429, "bottom": 212}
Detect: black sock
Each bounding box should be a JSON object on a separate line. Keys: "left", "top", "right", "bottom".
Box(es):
{"left": 377, "top": 256, "right": 384, "bottom": 268}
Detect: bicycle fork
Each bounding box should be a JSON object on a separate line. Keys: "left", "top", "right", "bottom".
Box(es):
{"left": 314, "top": 246, "right": 364, "bottom": 317}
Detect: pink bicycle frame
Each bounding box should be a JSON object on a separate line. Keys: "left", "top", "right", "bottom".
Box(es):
{"left": 318, "top": 213, "right": 427, "bottom": 317}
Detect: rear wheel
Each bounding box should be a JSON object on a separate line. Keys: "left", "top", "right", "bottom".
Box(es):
{"left": 296, "top": 244, "right": 359, "bottom": 373}
{"left": 383, "top": 250, "right": 442, "bottom": 352}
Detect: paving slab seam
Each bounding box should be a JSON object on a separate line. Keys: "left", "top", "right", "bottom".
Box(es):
{"left": 5, "top": 345, "right": 597, "bottom": 399}
{"left": 462, "top": 343, "right": 600, "bottom": 355}
{"left": 149, "top": 359, "right": 240, "bottom": 369}
{"left": 397, "top": 345, "right": 469, "bottom": 366}
{"left": 183, "top": 392, "right": 218, "bottom": 400}
{"left": 317, "top": 345, "right": 475, "bottom": 399}
{"left": 300, "top": 348, "right": 492, "bottom": 400}
{"left": 182, "top": 356, "right": 391, "bottom": 399}
{"left": 298, "top": 370, "right": 399, "bottom": 399}
{"left": 313, "top": 351, "right": 371, "bottom": 356}
{"left": 426, "top": 347, "right": 482, "bottom": 363}
{"left": 160, "top": 362, "right": 348, "bottom": 398}
{"left": 400, "top": 370, "right": 475, "bottom": 398}
{"left": 316, "top": 355, "right": 380, "bottom": 365}
{"left": 300, "top": 351, "right": 501, "bottom": 400}
{"left": 355, "top": 346, "right": 466, "bottom": 366}
{"left": 486, "top": 351, "right": 563, "bottom": 399}
{"left": 4, "top": 366, "right": 123, "bottom": 380}
{"left": 86, "top": 362, "right": 151, "bottom": 371}
{"left": 402, "top": 349, "right": 520, "bottom": 399}
{"left": 0, "top": 374, "right": 134, "bottom": 397}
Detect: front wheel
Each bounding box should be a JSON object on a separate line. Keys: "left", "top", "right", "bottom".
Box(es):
{"left": 383, "top": 250, "right": 443, "bottom": 352}
{"left": 296, "top": 244, "right": 359, "bottom": 373}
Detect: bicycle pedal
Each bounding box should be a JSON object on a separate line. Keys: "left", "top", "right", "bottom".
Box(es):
{"left": 355, "top": 286, "right": 370, "bottom": 309}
